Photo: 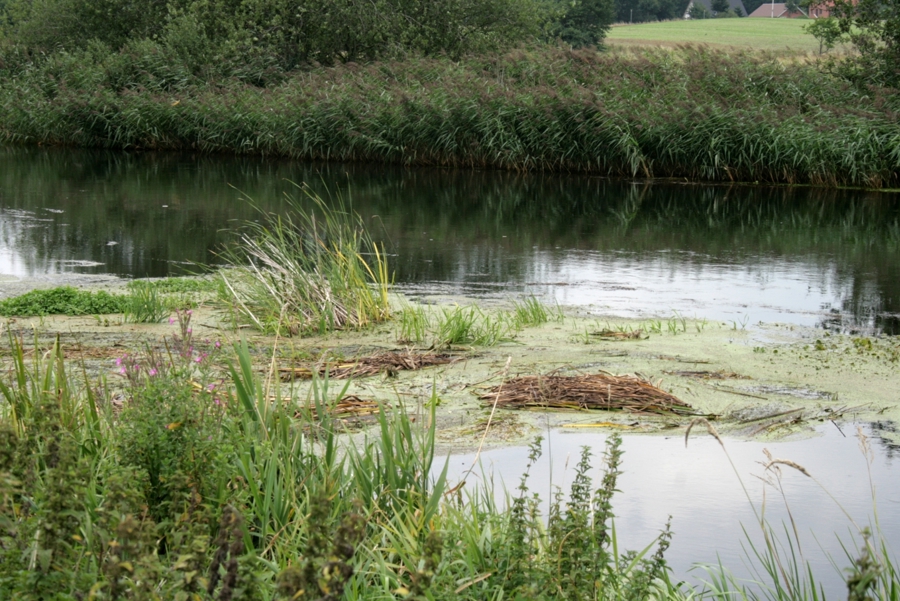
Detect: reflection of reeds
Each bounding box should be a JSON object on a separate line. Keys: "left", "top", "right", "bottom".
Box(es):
{"left": 218, "top": 187, "right": 390, "bottom": 335}
{"left": 480, "top": 372, "right": 695, "bottom": 415}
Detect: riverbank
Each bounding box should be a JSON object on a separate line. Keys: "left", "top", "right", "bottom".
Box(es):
{"left": 2, "top": 46, "right": 899, "bottom": 188}
{"left": 1, "top": 274, "right": 898, "bottom": 599}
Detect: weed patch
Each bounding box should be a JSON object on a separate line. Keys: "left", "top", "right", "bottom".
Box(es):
{"left": 0, "top": 286, "right": 126, "bottom": 316}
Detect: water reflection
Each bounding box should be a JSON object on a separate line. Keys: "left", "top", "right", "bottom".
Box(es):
{"left": 439, "top": 425, "right": 900, "bottom": 598}
{"left": 1, "top": 147, "right": 899, "bottom": 333}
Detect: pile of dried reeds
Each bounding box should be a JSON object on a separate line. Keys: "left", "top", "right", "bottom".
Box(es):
{"left": 479, "top": 373, "right": 694, "bottom": 416}
{"left": 280, "top": 350, "right": 460, "bottom": 380}
{"left": 293, "top": 395, "right": 383, "bottom": 419}
{"left": 590, "top": 329, "right": 645, "bottom": 340}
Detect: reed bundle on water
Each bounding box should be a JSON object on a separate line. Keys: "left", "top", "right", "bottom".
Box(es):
{"left": 479, "top": 373, "right": 694, "bottom": 416}
{"left": 280, "top": 350, "right": 460, "bottom": 380}
{"left": 292, "top": 395, "right": 383, "bottom": 419}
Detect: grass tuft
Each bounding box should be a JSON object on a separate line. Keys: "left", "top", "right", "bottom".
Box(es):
{"left": 217, "top": 187, "right": 391, "bottom": 336}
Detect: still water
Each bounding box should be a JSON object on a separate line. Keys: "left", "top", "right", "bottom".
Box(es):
{"left": 442, "top": 425, "right": 900, "bottom": 597}
{"left": 1, "top": 147, "right": 899, "bottom": 333}
{"left": 2, "top": 147, "right": 900, "bottom": 595}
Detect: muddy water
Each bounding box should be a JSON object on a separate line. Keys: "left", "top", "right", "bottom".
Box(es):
{"left": 2, "top": 147, "right": 900, "bottom": 333}
{"left": 441, "top": 425, "right": 900, "bottom": 597}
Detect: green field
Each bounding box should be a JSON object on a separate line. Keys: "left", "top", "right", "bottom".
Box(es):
{"left": 607, "top": 18, "right": 823, "bottom": 52}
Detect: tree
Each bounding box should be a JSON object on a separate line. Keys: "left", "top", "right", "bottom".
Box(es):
{"left": 689, "top": 1, "right": 712, "bottom": 18}
{"left": 710, "top": 0, "right": 729, "bottom": 13}
{"left": 817, "top": 0, "right": 900, "bottom": 87}
{"left": 804, "top": 16, "right": 844, "bottom": 54}
{"left": 554, "top": 0, "right": 616, "bottom": 47}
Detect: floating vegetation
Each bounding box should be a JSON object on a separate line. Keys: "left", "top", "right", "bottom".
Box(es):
{"left": 293, "top": 395, "right": 383, "bottom": 419}
{"left": 479, "top": 373, "right": 695, "bottom": 416}
{"left": 279, "top": 350, "right": 461, "bottom": 381}
{"left": 591, "top": 329, "right": 645, "bottom": 340}
{"left": 664, "top": 370, "right": 748, "bottom": 380}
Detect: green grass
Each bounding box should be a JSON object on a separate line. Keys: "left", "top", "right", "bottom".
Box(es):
{"left": 0, "top": 286, "right": 127, "bottom": 316}
{"left": 394, "top": 299, "right": 560, "bottom": 347}
{"left": 607, "top": 19, "right": 824, "bottom": 53}
{"left": 125, "top": 276, "right": 218, "bottom": 294}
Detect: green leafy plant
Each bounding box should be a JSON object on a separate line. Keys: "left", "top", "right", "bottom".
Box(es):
{"left": 0, "top": 286, "right": 127, "bottom": 316}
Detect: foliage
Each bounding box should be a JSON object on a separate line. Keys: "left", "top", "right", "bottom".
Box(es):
{"left": 804, "top": 16, "right": 845, "bottom": 54}
{"left": 1, "top": 326, "right": 899, "bottom": 599}
{"left": 3, "top": 47, "right": 896, "bottom": 187}
{"left": 818, "top": 0, "right": 900, "bottom": 88}
{"left": 553, "top": 0, "right": 616, "bottom": 47}
{"left": 0, "top": 286, "right": 127, "bottom": 316}
{"left": 689, "top": 2, "right": 712, "bottom": 18}
{"left": 1, "top": 0, "right": 549, "bottom": 68}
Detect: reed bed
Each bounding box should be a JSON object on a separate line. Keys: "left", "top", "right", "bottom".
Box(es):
{"left": 279, "top": 350, "right": 460, "bottom": 380}
{"left": 218, "top": 189, "right": 391, "bottom": 335}
{"left": 1, "top": 46, "right": 898, "bottom": 187}
{"left": 480, "top": 372, "right": 695, "bottom": 415}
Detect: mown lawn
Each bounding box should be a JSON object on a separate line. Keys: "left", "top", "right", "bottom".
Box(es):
{"left": 606, "top": 18, "right": 824, "bottom": 53}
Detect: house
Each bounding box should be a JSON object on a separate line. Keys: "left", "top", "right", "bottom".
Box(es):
{"left": 748, "top": 0, "right": 833, "bottom": 16}
{"left": 748, "top": 3, "right": 809, "bottom": 17}
{"left": 683, "top": 0, "right": 749, "bottom": 18}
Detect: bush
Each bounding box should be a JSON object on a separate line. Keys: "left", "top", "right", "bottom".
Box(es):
{"left": 811, "top": 0, "right": 900, "bottom": 88}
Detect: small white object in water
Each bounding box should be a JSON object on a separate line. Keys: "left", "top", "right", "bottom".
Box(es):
{"left": 162, "top": 205, "right": 168, "bottom": 208}
{"left": 106, "top": 241, "right": 118, "bottom": 246}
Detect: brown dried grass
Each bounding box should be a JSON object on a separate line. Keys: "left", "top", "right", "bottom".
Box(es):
{"left": 292, "top": 395, "right": 383, "bottom": 419}
{"left": 479, "top": 372, "right": 694, "bottom": 416}
{"left": 279, "top": 350, "right": 461, "bottom": 380}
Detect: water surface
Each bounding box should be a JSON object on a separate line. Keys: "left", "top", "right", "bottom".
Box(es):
{"left": 442, "top": 425, "right": 900, "bottom": 597}
{"left": 1, "top": 147, "right": 899, "bottom": 334}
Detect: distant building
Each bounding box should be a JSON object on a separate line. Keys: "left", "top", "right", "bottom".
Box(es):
{"left": 747, "top": 2, "right": 813, "bottom": 17}
{"left": 683, "top": 0, "right": 749, "bottom": 18}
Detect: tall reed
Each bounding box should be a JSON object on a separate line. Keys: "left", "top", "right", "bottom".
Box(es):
{"left": 218, "top": 187, "right": 391, "bottom": 336}
{"left": 1, "top": 45, "right": 898, "bottom": 187}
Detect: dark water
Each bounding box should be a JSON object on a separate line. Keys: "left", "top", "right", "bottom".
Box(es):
{"left": 2, "top": 147, "right": 899, "bottom": 333}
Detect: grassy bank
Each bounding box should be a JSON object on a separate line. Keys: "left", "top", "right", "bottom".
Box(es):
{"left": 607, "top": 18, "right": 826, "bottom": 52}
{"left": 1, "top": 46, "right": 899, "bottom": 188}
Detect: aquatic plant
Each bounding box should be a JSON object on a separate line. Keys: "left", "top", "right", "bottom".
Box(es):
{"left": 511, "top": 296, "right": 560, "bottom": 328}
{"left": 687, "top": 418, "right": 900, "bottom": 601}
{"left": 218, "top": 188, "right": 391, "bottom": 336}
{"left": 1, "top": 46, "right": 898, "bottom": 187}
{"left": 0, "top": 286, "right": 127, "bottom": 317}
